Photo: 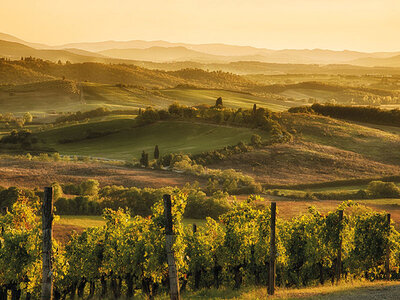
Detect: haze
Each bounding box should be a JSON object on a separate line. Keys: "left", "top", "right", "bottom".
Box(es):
{"left": 1, "top": 0, "right": 399, "bottom": 52}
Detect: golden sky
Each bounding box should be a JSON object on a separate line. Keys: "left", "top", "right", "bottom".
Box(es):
{"left": 1, "top": 0, "right": 399, "bottom": 52}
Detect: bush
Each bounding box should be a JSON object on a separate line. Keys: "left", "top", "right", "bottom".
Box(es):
{"left": 367, "top": 181, "right": 400, "bottom": 198}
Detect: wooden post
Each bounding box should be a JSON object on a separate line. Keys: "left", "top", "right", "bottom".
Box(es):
{"left": 386, "top": 213, "right": 391, "bottom": 281}
{"left": 163, "top": 194, "right": 180, "bottom": 300}
{"left": 192, "top": 223, "right": 197, "bottom": 234}
{"left": 42, "top": 187, "right": 53, "bottom": 300}
{"left": 268, "top": 202, "right": 276, "bottom": 295}
{"left": 336, "top": 210, "right": 343, "bottom": 284}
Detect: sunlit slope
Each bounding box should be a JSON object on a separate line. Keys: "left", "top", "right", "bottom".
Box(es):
{"left": 36, "top": 119, "right": 270, "bottom": 160}
{"left": 280, "top": 112, "right": 400, "bottom": 165}
{"left": 0, "top": 80, "right": 82, "bottom": 114}
{"left": 0, "top": 61, "right": 54, "bottom": 85}
{"left": 205, "top": 113, "right": 400, "bottom": 184}
{"left": 0, "top": 80, "right": 292, "bottom": 114}
{"left": 158, "top": 87, "right": 292, "bottom": 111}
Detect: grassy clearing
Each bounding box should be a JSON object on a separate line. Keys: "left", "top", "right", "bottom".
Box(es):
{"left": 37, "top": 119, "right": 270, "bottom": 160}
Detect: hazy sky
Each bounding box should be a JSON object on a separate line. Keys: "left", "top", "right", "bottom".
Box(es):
{"left": 1, "top": 0, "right": 399, "bottom": 52}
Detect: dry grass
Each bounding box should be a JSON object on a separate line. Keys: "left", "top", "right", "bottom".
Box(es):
{"left": 171, "top": 281, "right": 400, "bottom": 299}
{"left": 0, "top": 158, "right": 204, "bottom": 189}
{"left": 209, "top": 141, "right": 400, "bottom": 185}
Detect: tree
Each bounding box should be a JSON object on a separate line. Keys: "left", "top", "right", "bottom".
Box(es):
{"left": 154, "top": 145, "right": 160, "bottom": 159}
{"left": 215, "top": 97, "right": 223, "bottom": 107}
{"left": 52, "top": 182, "right": 63, "bottom": 201}
{"left": 80, "top": 179, "right": 99, "bottom": 197}
{"left": 23, "top": 112, "right": 33, "bottom": 124}
{"left": 140, "top": 151, "right": 149, "bottom": 167}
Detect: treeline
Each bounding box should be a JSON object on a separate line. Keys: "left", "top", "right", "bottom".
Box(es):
{"left": 289, "top": 103, "right": 400, "bottom": 127}
{"left": 1, "top": 195, "right": 399, "bottom": 299}
{"left": 0, "top": 112, "right": 33, "bottom": 128}
{"left": 137, "top": 102, "right": 290, "bottom": 139}
{"left": 0, "top": 129, "right": 38, "bottom": 149}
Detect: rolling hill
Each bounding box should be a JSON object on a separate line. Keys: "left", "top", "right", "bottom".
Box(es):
{"left": 34, "top": 119, "right": 270, "bottom": 160}
{"left": 350, "top": 54, "right": 400, "bottom": 68}
{"left": 2, "top": 32, "right": 400, "bottom": 65}
{"left": 0, "top": 39, "right": 142, "bottom": 65}
{"left": 99, "top": 46, "right": 225, "bottom": 62}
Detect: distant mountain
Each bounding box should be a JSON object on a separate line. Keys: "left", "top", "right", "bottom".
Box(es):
{"left": 0, "top": 40, "right": 138, "bottom": 64}
{"left": 58, "top": 37, "right": 400, "bottom": 64}
{"left": 0, "top": 32, "right": 49, "bottom": 49}
{"left": 59, "top": 40, "right": 268, "bottom": 57}
{"left": 349, "top": 55, "right": 400, "bottom": 68}
{"left": 1, "top": 32, "right": 400, "bottom": 66}
{"left": 99, "top": 46, "right": 227, "bottom": 62}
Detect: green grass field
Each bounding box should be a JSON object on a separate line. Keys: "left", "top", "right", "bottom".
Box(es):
{"left": 37, "top": 119, "right": 269, "bottom": 160}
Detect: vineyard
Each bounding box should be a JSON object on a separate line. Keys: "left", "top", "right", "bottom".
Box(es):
{"left": 0, "top": 191, "right": 399, "bottom": 299}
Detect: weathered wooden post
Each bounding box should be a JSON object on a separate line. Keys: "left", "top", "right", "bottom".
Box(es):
{"left": 163, "top": 194, "right": 180, "bottom": 300}
{"left": 386, "top": 213, "right": 391, "bottom": 281}
{"left": 336, "top": 210, "right": 343, "bottom": 283}
{"left": 268, "top": 202, "right": 276, "bottom": 295}
{"left": 42, "top": 187, "right": 53, "bottom": 300}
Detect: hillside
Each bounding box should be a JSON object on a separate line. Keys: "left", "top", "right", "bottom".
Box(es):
{"left": 34, "top": 119, "right": 270, "bottom": 160}
{"left": 0, "top": 61, "right": 54, "bottom": 85}
{"left": 134, "top": 60, "right": 400, "bottom": 76}
{"left": 2, "top": 32, "right": 400, "bottom": 66}
{"left": 99, "top": 46, "right": 226, "bottom": 62}
{"left": 208, "top": 141, "right": 400, "bottom": 185}
{"left": 0, "top": 59, "right": 252, "bottom": 90}
{"left": 0, "top": 32, "right": 49, "bottom": 49}
{"left": 188, "top": 111, "right": 400, "bottom": 188}
{"left": 351, "top": 54, "right": 400, "bottom": 68}
{"left": 0, "top": 80, "right": 80, "bottom": 114}
{"left": 0, "top": 39, "right": 140, "bottom": 65}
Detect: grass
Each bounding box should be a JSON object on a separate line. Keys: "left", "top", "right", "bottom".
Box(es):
{"left": 176, "top": 280, "right": 400, "bottom": 299}
{"left": 36, "top": 119, "right": 270, "bottom": 160}
{"left": 281, "top": 112, "right": 400, "bottom": 165}
{"left": 57, "top": 215, "right": 206, "bottom": 229}
{"left": 57, "top": 215, "right": 105, "bottom": 228}
{"left": 0, "top": 81, "right": 291, "bottom": 116}
{"left": 158, "top": 87, "right": 290, "bottom": 111}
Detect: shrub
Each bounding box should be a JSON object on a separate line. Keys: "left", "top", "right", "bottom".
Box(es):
{"left": 367, "top": 181, "right": 400, "bottom": 198}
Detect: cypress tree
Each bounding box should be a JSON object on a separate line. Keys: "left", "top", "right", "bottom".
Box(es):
{"left": 216, "top": 97, "right": 223, "bottom": 107}
{"left": 154, "top": 145, "right": 160, "bottom": 159}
